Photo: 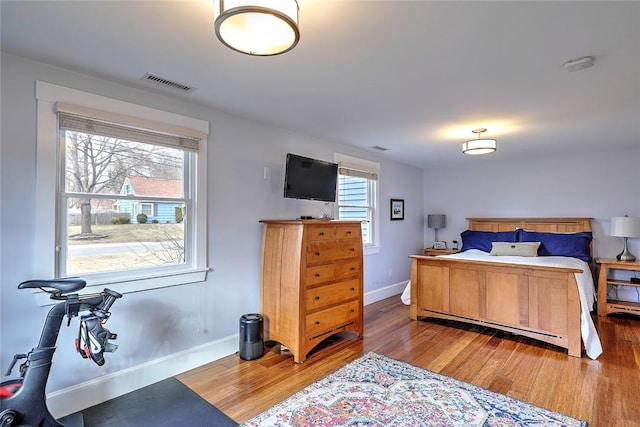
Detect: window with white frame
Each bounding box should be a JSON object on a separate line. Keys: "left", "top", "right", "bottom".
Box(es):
{"left": 140, "top": 203, "right": 154, "bottom": 217}
{"left": 35, "top": 81, "right": 208, "bottom": 296}
{"left": 334, "top": 153, "right": 380, "bottom": 252}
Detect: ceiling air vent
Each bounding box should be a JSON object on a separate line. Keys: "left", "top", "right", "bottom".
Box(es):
{"left": 370, "top": 145, "right": 389, "bottom": 152}
{"left": 141, "top": 73, "right": 196, "bottom": 93}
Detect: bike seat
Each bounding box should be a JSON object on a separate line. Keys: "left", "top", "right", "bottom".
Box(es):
{"left": 18, "top": 278, "right": 86, "bottom": 293}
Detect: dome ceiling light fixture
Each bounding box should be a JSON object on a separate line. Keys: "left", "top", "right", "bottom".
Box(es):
{"left": 462, "top": 128, "right": 497, "bottom": 155}
{"left": 213, "top": 0, "right": 300, "bottom": 56}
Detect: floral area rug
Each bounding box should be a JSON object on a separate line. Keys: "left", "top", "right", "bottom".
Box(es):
{"left": 240, "top": 352, "right": 587, "bottom": 427}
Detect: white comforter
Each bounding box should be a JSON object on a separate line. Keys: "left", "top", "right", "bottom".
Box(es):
{"left": 401, "top": 249, "right": 602, "bottom": 359}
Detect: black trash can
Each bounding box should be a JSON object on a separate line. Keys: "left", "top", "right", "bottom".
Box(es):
{"left": 239, "top": 313, "right": 264, "bottom": 360}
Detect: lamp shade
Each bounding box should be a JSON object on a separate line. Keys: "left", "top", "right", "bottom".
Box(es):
{"left": 611, "top": 216, "right": 640, "bottom": 238}
{"left": 427, "top": 214, "right": 446, "bottom": 229}
{"left": 214, "top": 0, "right": 300, "bottom": 56}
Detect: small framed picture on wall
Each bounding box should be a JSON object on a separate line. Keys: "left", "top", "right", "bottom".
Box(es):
{"left": 390, "top": 199, "right": 404, "bottom": 221}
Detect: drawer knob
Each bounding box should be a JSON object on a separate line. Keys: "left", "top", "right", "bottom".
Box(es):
{"left": 319, "top": 232, "right": 325, "bottom": 236}
{"left": 350, "top": 267, "right": 355, "bottom": 271}
{"left": 350, "top": 309, "right": 355, "bottom": 313}
{"left": 315, "top": 296, "right": 320, "bottom": 300}
{"left": 315, "top": 321, "right": 320, "bottom": 325}
{"left": 315, "top": 251, "right": 320, "bottom": 256}
{"left": 350, "top": 248, "right": 355, "bottom": 252}
{"left": 350, "top": 287, "right": 355, "bottom": 291}
{"left": 315, "top": 273, "right": 321, "bottom": 278}
{"left": 346, "top": 231, "right": 352, "bottom": 235}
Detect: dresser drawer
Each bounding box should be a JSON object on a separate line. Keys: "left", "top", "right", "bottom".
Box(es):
{"left": 306, "top": 241, "right": 362, "bottom": 264}
{"left": 333, "top": 260, "right": 360, "bottom": 279}
{"left": 305, "top": 300, "right": 360, "bottom": 337}
{"left": 335, "top": 224, "right": 361, "bottom": 240}
{"left": 305, "top": 225, "right": 336, "bottom": 242}
{"left": 306, "top": 260, "right": 360, "bottom": 285}
{"left": 306, "top": 279, "right": 360, "bottom": 311}
{"left": 306, "top": 264, "right": 335, "bottom": 286}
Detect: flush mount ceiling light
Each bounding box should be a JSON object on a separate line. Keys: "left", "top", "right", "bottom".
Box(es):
{"left": 213, "top": 0, "right": 300, "bottom": 56}
{"left": 462, "top": 128, "right": 497, "bottom": 155}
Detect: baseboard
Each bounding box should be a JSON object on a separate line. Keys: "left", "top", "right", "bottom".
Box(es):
{"left": 48, "top": 280, "right": 408, "bottom": 418}
{"left": 47, "top": 334, "right": 238, "bottom": 419}
{"left": 363, "top": 280, "right": 407, "bottom": 306}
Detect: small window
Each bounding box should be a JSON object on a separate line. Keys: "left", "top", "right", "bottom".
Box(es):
{"left": 334, "top": 153, "right": 380, "bottom": 252}
{"left": 140, "top": 203, "right": 154, "bottom": 217}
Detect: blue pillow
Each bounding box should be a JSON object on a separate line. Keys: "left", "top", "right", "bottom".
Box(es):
{"left": 518, "top": 230, "right": 592, "bottom": 262}
{"left": 460, "top": 230, "right": 518, "bottom": 253}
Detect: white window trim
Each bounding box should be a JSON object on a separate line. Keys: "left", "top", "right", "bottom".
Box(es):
{"left": 140, "top": 203, "right": 154, "bottom": 217}
{"left": 34, "top": 81, "right": 209, "bottom": 304}
{"left": 333, "top": 153, "right": 380, "bottom": 255}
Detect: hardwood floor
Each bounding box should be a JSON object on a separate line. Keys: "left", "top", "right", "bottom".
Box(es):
{"left": 177, "top": 296, "right": 640, "bottom": 426}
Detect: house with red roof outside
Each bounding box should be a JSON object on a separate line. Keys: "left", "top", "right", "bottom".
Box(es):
{"left": 116, "top": 176, "right": 184, "bottom": 224}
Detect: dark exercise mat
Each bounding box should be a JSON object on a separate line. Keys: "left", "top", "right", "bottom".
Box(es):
{"left": 75, "top": 377, "right": 238, "bottom": 427}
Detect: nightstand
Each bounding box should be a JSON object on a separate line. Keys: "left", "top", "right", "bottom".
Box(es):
{"left": 596, "top": 258, "right": 640, "bottom": 317}
{"left": 423, "top": 248, "right": 459, "bottom": 256}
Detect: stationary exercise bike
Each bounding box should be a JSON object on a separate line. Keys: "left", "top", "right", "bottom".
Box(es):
{"left": 0, "top": 278, "right": 122, "bottom": 427}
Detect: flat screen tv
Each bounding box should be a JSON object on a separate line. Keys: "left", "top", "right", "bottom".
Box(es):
{"left": 284, "top": 153, "right": 338, "bottom": 202}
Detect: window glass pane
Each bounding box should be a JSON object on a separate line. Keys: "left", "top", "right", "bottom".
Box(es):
{"left": 140, "top": 203, "right": 153, "bottom": 216}
{"left": 64, "top": 131, "right": 184, "bottom": 196}
{"left": 338, "top": 207, "right": 371, "bottom": 243}
{"left": 338, "top": 174, "right": 372, "bottom": 244}
{"left": 338, "top": 175, "right": 368, "bottom": 206}
{"left": 61, "top": 128, "right": 188, "bottom": 277}
{"left": 65, "top": 198, "right": 185, "bottom": 276}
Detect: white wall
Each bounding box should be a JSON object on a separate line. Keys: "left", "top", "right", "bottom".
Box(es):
{"left": 0, "top": 53, "right": 423, "bottom": 413}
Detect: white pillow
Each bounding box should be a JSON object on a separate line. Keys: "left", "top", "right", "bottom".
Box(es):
{"left": 490, "top": 242, "right": 540, "bottom": 257}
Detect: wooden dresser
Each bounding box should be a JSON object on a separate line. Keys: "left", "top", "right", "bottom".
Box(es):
{"left": 259, "top": 220, "right": 364, "bottom": 363}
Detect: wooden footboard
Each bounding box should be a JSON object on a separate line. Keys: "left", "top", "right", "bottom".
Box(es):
{"left": 409, "top": 256, "right": 583, "bottom": 357}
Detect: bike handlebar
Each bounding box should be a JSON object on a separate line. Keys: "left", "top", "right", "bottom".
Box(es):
{"left": 98, "top": 289, "right": 122, "bottom": 313}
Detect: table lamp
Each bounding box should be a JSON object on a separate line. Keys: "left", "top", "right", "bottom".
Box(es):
{"left": 427, "top": 214, "right": 446, "bottom": 249}
{"left": 611, "top": 215, "right": 640, "bottom": 261}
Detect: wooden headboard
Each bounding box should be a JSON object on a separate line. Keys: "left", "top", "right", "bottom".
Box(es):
{"left": 467, "top": 217, "right": 592, "bottom": 233}
{"left": 466, "top": 217, "right": 594, "bottom": 265}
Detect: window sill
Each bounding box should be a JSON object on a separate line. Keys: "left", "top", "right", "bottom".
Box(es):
{"left": 32, "top": 267, "right": 210, "bottom": 306}
{"left": 364, "top": 244, "right": 380, "bottom": 256}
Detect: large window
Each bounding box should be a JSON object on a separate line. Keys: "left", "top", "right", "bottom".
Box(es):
{"left": 334, "top": 153, "right": 379, "bottom": 252}
{"left": 35, "top": 82, "right": 208, "bottom": 297}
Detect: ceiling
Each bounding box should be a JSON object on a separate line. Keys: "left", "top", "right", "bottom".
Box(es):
{"left": 1, "top": 1, "right": 639, "bottom": 168}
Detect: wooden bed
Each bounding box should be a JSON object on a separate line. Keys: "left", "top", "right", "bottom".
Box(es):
{"left": 409, "top": 217, "right": 593, "bottom": 358}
